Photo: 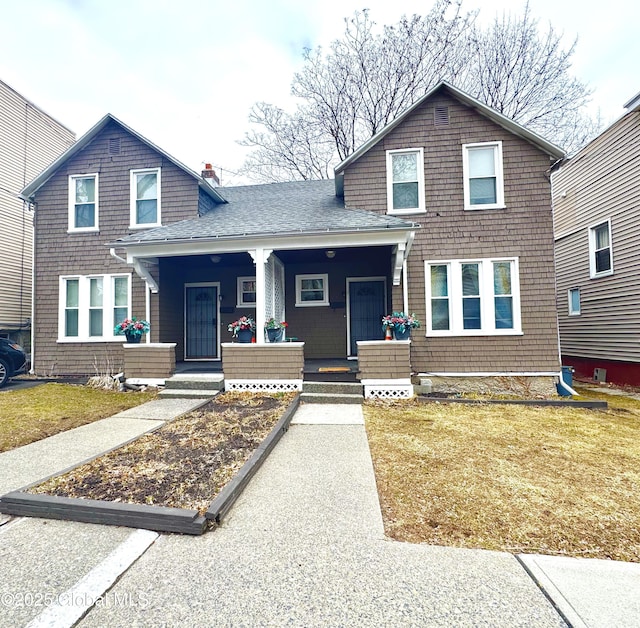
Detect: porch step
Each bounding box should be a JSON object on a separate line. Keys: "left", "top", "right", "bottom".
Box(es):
{"left": 159, "top": 388, "right": 221, "bottom": 399}
{"left": 164, "top": 374, "right": 225, "bottom": 391}
{"left": 300, "top": 393, "right": 363, "bottom": 405}
{"left": 303, "top": 382, "right": 363, "bottom": 395}
{"left": 301, "top": 381, "right": 364, "bottom": 404}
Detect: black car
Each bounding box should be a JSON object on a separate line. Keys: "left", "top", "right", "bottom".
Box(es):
{"left": 0, "top": 338, "right": 28, "bottom": 387}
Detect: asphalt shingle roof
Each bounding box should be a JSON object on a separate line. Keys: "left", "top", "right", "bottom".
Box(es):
{"left": 116, "top": 179, "right": 416, "bottom": 244}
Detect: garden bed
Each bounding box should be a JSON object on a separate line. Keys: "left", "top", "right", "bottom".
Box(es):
{"left": 0, "top": 392, "right": 299, "bottom": 534}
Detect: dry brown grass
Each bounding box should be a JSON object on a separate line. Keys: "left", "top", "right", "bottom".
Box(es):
{"left": 31, "top": 392, "right": 295, "bottom": 515}
{"left": 0, "top": 383, "right": 157, "bottom": 453}
{"left": 364, "top": 392, "right": 640, "bottom": 561}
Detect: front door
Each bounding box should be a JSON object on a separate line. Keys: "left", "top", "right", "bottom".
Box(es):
{"left": 347, "top": 278, "right": 386, "bottom": 356}
{"left": 185, "top": 283, "right": 219, "bottom": 359}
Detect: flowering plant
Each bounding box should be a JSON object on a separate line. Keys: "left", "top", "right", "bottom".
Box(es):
{"left": 381, "top": 311, "right": 421, "bottom": 332}
{"left": 114, "top": 317, "right": 150, "bottom": 336}
{"left": 264, "top": 318, "right": 288, "bottom": 330}
{"left": 228, "top": 316, "right": 256, "bottom": 336}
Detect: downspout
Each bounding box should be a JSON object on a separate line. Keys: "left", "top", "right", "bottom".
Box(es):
{"left": 109, "top": 248, "right": 127, "bottom": 264}
{"left": 30, "top": 202, "right": 35, "bottom": 374}
{"left": 557, "top": 371, "right": 578, "bottom": 396}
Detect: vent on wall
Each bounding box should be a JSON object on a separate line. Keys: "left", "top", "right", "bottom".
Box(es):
{"left": 108, "top": 137, "right": 121, "bottom": 155}
{"left": 434, "top": 105, "right": 449, "bottom": 126}
{"left": 593, "top": 367, "right": 607, "bottom": 383}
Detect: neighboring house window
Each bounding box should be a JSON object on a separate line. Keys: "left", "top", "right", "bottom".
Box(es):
{"left": 296, "top": 274, "right": 329, "bottom": 307}
{"left": 386, "top": 148, "right": 425, "bottom": 214}
{"left": 237, "top": 277, "right": 256, "bottom": 307}
{"left": 59, "top": 275, "right": 130, "bottom": 341}
{"left": 589, "top": 219, "right": 613, "bottom": 278}
{"left": 68, "top": 174, "right": 98, "bottom": 231}
{"left": 425, "top": 258, "right": 521, "bottom": 335}
{"left": 568, "top": 288, "right": 581, "bottom": 315}
{"left": 130, "top": 168, "right": 161, "bottom": 227}
{"left": 462, "top": 142, "right": 505, "bottom": 210}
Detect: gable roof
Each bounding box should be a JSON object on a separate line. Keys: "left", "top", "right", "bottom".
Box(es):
{"left": 19, "top": 113, "right": 226, "bottom": 204}
{"left": 334, "top": 81, "right": 565, "bottom": 177}
{"left": 113, "top": 179, "right": 416, "bottom": 246}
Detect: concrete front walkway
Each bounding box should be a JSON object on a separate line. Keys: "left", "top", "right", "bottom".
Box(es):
{"left": 1, "top": 401, "right": 639, "bottom": 626}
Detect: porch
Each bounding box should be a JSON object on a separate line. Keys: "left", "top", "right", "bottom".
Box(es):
{"left": 123, "top": 341, "right": 413, "bottom": 400}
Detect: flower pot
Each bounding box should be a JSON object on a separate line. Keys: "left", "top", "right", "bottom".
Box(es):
{"left": 237, "top": 329, "right": 254, "bottom": 343}
{"left": 124, "top": 332, "right": 142, "bottom": 344}
{"left": 394, "top": 327, "right": 411, "bottom": 341}
{"left": 267, "top": 328, "right": 283, "bottom": 342}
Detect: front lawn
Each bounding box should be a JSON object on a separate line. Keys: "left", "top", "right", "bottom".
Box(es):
{"left": 0, "top": 383, "right": 157, "bottom": 453}
{"left": 364, "top": 389, "right": 640, "bottom": 562}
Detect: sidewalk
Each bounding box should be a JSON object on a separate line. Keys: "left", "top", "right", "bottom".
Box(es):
{"left": 1, "top": 400, "right": 639, "bottom": 626}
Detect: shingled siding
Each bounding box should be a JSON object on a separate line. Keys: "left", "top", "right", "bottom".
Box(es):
{"left": 221, "top": 343, "right": 304, "bottom": 380}
{"left": 343, "top": 93, "right": 560, "bottom": 374}
{"left": 32, "top": 121, "right": 200, "bottom": 376}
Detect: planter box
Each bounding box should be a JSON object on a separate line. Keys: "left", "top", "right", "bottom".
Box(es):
{"left": 222, "top": 342, "right": 304, "bottom": 392}
{"left": 123, "top": 343, "right": 176, "bottom": 380}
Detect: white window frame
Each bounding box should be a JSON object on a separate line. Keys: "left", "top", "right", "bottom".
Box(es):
{"left": 424, "top": 258, "right": 522, "bottom": 336}
{"left": 462, "top": 141, "right": 505, "bottom": 210}
{"left": 130, "top": 168, "right": 161, "bottom": 228}
{"left": 568, "top": 288, "right": 581, "bottom": 316}
{"left": 386, "top": 148, "right": 426, "bottom": 215}
{"left": 237, "top": 276, "right": 257, "bottom": 308}
{"left": 68, "top": 173, "right": 99, "bottom": 232}
{"left": 589, "top": 218, "right": 614, "bottom": 278}
{"left": 58, "top": 274, "right": 131, "bottom": 342}
{"left": 295, "top": 273, "right": 329, "bottom": 307}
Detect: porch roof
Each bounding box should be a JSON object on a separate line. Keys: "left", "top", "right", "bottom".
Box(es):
{"left": 112, "top": 180, "right": 417, "bottom": 247}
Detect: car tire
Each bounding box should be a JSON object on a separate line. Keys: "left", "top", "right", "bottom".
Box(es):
{"left": 0, "top": 359, "right": 9, "bottom": 388}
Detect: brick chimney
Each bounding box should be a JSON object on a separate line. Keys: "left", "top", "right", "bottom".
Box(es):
{"left": 201, "top": 163, "right": 220, "bottom": 186}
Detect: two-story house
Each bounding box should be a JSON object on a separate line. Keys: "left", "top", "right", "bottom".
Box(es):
{"left": 21, "top": 82, "right": 564, "bottom": 395}
{"left": 0, "top": 79, "right": 74, "bottom": 349}
{"left": 552, "top": 91, "right": 640, "bottom": 386}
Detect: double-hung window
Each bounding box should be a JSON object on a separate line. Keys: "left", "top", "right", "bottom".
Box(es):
{"left": 130, "top": 168, "right": 161, "bottom": 228}
{"left": 68, "top": 174, "right": 98, "bottom": 232}
{"left": 462, "top": 142, "right": 505, "bottom": 210}
{"left": 589, "top": 219, "right": 613, "bottom": 278}
{"left": 59, "top": 274, "right": 131, "bottom": 341}
{"left": 296, "top": 274, "right": 329, "bottom": 307}
{"left": 425, "top": 258, "right": 521, "bottom": 335}
{"left": 386, "top": 148, "right": 425, "bottom": 214}
{"left": 237, "top": 277, "right": 256, "bottom": 307}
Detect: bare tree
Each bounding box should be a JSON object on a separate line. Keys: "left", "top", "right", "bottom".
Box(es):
{"left": 458, "top": 2, "right": 599, "bottom": 153}
{"left": 240, "top": 0, "right": 598, "bottom": 182}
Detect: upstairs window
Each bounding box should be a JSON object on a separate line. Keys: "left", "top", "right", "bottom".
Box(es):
{"left": 386, "top": 148, "right": 425, "bottom": 214}
{"left": 589, "top": 220, "right": 613, "bottom": 278}
{"left": 68, "top": 174, "right": 98, "bottom": 232}
{"left": 463, "top": 142, "right": 505, "bottom": 210}
{"left": 130, "top": 168, "right": 161, "bottom": 227}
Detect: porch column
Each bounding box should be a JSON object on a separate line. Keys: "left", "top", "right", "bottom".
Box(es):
{"left": 249, "top": 248, "right": 272, "bottom": 345}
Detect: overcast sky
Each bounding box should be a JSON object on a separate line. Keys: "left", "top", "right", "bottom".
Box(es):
{"left": 1, "top": 0, "right": 637, "bottom": 186}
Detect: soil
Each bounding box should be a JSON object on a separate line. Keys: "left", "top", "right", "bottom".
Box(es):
{"left": 30, "top": 392, "right": 295, "bottom": 515}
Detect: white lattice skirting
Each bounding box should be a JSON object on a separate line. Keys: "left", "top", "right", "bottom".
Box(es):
{"left": 361, "top": 379, "right": 414, "bottom": 399}
{"left": 225, "top": 379, "right": 303, "bottom": 392}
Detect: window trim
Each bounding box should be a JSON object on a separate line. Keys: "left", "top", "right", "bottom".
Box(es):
{"left": 58, "top": 274, "right": 132, "bottom": 342}
{"left": 424, "top": 257, "right": 522, "bottom": 336}
{"left": 462, "top": 141, "right": 505, "bottom": 210}
{"left": 130, "top": 167, "right": 161, "bottom": 229}
{"left": 68, "top": 173, "right": 99, "bottom": 233}
{"left": 236, "top": 276, "right": 257, "bottom": 308}
{"left": 295, "top": 273, "right": 329, "bottom": 307}
{"left": 568, "top": 288, "right": 581, "bottom": 316}
{"left": 589, "top": 218, "right": 614, "bottom": 278}
{"left": 386, "top": 148, "right": 426, "bottom": 215}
